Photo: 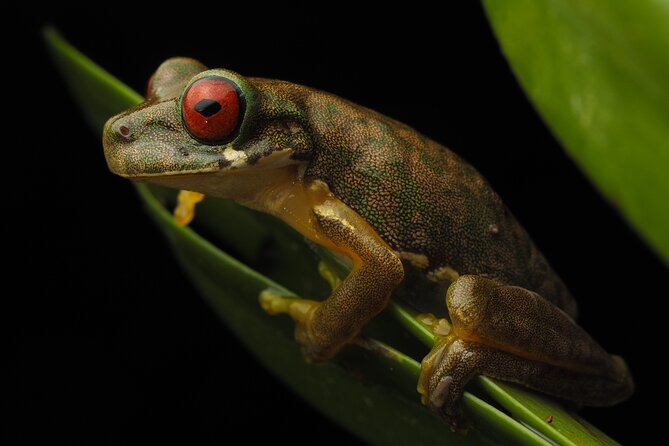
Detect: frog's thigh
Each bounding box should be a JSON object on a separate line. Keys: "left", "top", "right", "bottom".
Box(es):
{"left": 420, "top": 275, "right": 633, "bottom": 418}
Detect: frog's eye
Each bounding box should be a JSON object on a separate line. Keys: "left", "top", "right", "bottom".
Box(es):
{"left": 182, "top": 76, "right": 243, "bottom": 143}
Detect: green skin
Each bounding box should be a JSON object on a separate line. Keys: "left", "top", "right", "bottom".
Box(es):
{"left": 103, "top": 58, "right": 633, "bottom": 421}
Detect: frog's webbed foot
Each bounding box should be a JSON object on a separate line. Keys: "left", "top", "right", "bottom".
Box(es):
{"left": 258, "top": 262, "right": 346, "bottom": 362}
{"left": 419, "top": 275, "right": 634, "bottom": 423}
{"left": 260, "top": 290, "right": 336, "bottom": 362}
{"left": 173, "top": 190, "right": 205, "bottom": 226}
{"left": 416, "top": 314, "right": 470, "bottom": 426}
{"left": 418, "top": 336, "right": 483, "bottom": 427}
{"left": 419, "top": 334, "right": 525, "bottom": 425}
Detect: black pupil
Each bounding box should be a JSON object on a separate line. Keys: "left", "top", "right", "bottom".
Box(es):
{"left": 194, "top": 99, "right": 222, "bottom": 117}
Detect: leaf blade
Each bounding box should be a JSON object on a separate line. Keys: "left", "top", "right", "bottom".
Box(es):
{"left": 482, "top": 0, "right": 669, "bottom": 265}
{"left": 43, "top": 26, "right": 143, "bottom": 129}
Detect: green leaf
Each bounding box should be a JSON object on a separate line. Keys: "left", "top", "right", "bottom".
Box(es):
{"left": 44, "top": 26, "right": 621, "bottom": 445}
{"left": 43, "top": 27, "right": 140, "bottom": 131}
{"left": 482, "top": 0, "right": 669, "bottom": 265}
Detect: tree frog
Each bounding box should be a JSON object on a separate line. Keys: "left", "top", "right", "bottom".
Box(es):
{"left": 102, "top": 58, "right": 633, "bottom": 422}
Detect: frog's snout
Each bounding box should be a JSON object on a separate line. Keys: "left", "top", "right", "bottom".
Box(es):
{"left": 102, "top": 114, "right": 138, "bottom": 176}
{"left": 102, "top": 102, "right": 225, "bottom": 179}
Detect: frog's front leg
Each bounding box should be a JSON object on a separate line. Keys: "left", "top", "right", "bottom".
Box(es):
{"left": 419, "top": 275, "right": 634, "bottom": 421}
{"left": 261, "top": 181, "right": 404, "bottom": 362}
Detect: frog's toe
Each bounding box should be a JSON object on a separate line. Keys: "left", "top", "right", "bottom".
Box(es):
{"left": 173, "top": 190, "right": 205, "bottom": 226}
{"left": 317, "top": 261, "right": 342, "bottom": 291}
{"left": 259, "top": 289, "right": 330, "bottom": 362}
{"left": 259, "top": 289, "right": 317, "bottom": 323}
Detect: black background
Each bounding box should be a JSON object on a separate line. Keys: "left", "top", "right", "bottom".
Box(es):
{"left": 12, "top": 3, "right": 666, "bottom": 444}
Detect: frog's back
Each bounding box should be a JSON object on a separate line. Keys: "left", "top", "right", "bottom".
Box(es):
{"left": 294, "top": 85, "right": 576, "bottom": 318}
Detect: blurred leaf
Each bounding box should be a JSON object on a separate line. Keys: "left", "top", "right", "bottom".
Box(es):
{"left": 43, "top": 27, "right": 139, "bottom": 130}
{"left": 45, "top": 26, "right": 621, "bottom": 445}
{"left": 483, "top": 0, "right": 669, "bottom": 265}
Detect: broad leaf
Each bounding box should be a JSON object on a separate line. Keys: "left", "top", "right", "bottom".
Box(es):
{"left": 483, "top": 0, "right": 669, "bottom": 265}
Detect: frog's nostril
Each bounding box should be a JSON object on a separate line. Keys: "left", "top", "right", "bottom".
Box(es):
{"left": 115, "top": 123, "right": 132, "bottom": 140}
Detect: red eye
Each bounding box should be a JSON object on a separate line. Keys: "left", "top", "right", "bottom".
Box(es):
{"left": 182, "top": 76, "right": 242, "bottom": 143}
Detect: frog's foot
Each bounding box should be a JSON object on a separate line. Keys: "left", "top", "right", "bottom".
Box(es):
{"left": 418, "top": 335, "right": 492, "bottom": 426}
{"left": 259, "top": 290, "right": 334, "bottom": 362}
{"left": 418, "top": 275, "right": 634, "bottom": 424}
{"left": 173, "top": 190, "right": 205, "bottom": 226}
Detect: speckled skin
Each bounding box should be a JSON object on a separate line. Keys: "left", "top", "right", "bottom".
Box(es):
{"left": 103, "top": 58, "right": 633, "bottom": 421}
{"left": 288, "top": 82, "right": 576, "bottom": 316}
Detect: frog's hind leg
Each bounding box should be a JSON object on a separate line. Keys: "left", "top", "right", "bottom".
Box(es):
{"left": 418, "top": 275, "right": 633, "bottom": 421}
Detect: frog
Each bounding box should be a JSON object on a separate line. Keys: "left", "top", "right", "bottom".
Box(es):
{"left": 102, "top": 57, "right": 634, "bottom": 423}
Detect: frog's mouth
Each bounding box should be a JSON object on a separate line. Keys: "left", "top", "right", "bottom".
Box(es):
{"left": 118, "top": 149, "right": 303, "bottom": 208}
